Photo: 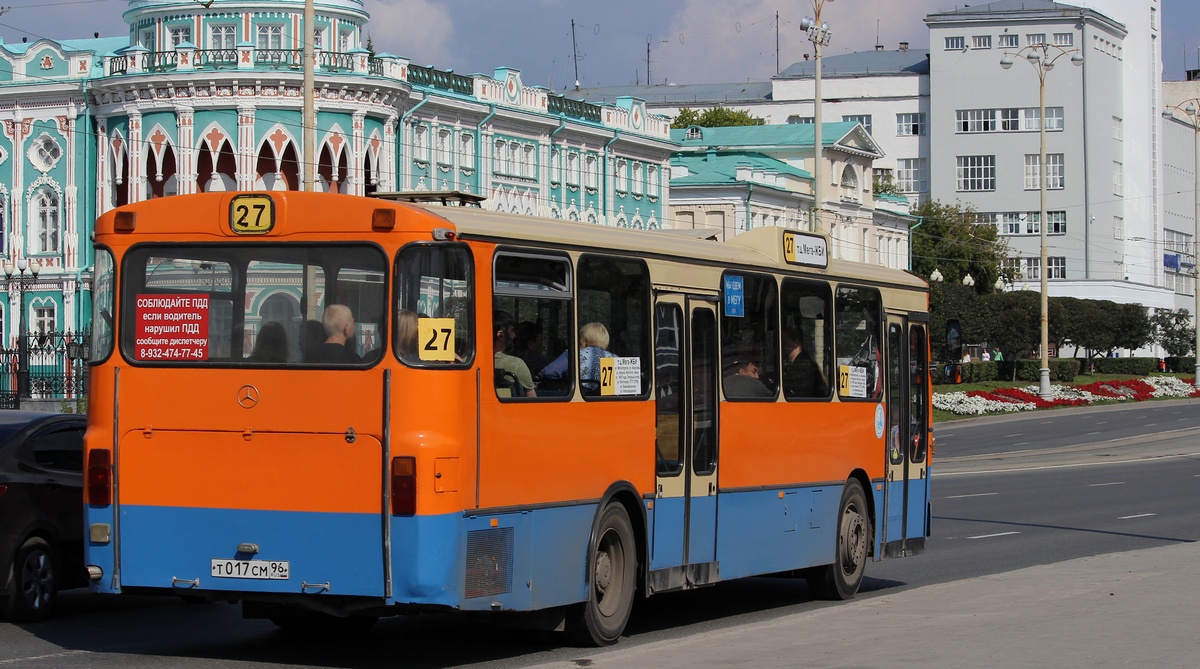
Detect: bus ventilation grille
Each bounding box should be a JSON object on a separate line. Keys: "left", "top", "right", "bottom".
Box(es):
{"left": 465, "top": 527, "right": 514, "bottom": 599}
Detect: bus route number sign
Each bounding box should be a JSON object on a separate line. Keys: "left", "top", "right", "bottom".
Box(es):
{"left": 600, "top": 357, "right": 641, "bottom": 396}
{"left": 418, "top": 317, "right": 456, "bottom": 361}
{"left": 229, "top": 194, "right": 275, "bottom": 235}
{"left": 783, "top": 231, "right": 828, "bottom": 269}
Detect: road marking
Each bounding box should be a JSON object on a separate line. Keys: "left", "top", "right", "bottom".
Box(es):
{"left": 1118, "top": 513, "right": 1157, "bottom": 520}
{"left": 938, "top": 451, "right": 1200, "bottom": 476}
{"left": 946, "top": 492, "right": 999, "bottom": 499}
{"left": 1003, "top": 433, "right": 1023, "bottom": 438}
{"left": 968, "top": 531, "right": 1021, "bottom": 539}
{"left": 1144, "top": 423, "right": 1157, "bottom": 427}
{"left": 0, "top": 651, "right": 89, "bottom": 665}
{"left": 1096, "top": 421, "right": 1108, "bottom": 425}
{"left": 1085, "top": 431, "right": 1102, "bottom": 436}
{"left": 1012, "top": 441, "right": 1031, "bottom": 447}
{"left": 1089, "top": 481, "right": 1125, "bottom": 487}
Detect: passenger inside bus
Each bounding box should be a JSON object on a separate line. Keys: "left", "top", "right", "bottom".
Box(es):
{"left": 494, "top": 310, "right": 536, "bottom": 397}
{"left": 514, "top": 321, "right": 551, "bottom": 376}
{"left": 723, "top": 359, "right": 773, "bottom": 398}
{"left": 781, "top": 327, "right": 828, "bottom": 398}
{"left": 248, "top": 321, "right": 289, "bottom": 363}
{"left": 310, "top": 304, "right": 362, "bottom": 364}
{"left": 542, "top": 322, "right": 616, "bottom": 395}
{"left": 396, "top": 309, "right": 419, "bottom": 360}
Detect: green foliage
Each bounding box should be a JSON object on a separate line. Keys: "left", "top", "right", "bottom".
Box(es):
{"left": 873, "top": 176, "right": 902, "bottom": 196}
{"left": 911, "top": 200, "right": 1007, "bottom": 293}
{"left": 980, "top": 290, "right": 1041, "bottom": 362}
{"left": 1151, "top": 308, "right": 1195, "bottom": 356}
{"left": 1082, "top": 357, "right": 1158, "bottom": 375}
{"left": 670, "top": 106, "right": 764, "bottom": 129}
{"left": 1165, "top": 355, "right": 1197, "bottom": 372}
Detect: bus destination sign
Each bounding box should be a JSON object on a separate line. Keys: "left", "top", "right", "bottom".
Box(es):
{"left": 783, "top": 231, "right": 828, "bottom": 269}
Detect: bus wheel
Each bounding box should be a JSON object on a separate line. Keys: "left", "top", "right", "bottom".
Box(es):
{"left": 566, "top": 502, "right": 636, "bottom": 646}
{"left": 2, "top": 538, "right": 58, "bottom": 623}
{"left": 807, "top": 479, "right": 869, "bottom": 601}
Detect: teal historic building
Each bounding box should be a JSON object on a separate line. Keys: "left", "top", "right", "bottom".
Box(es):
{"left": 0, "top": 0, "right": 676, "bottom": 339}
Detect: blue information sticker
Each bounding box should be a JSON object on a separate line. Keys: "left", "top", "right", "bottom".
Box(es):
{"left": 724, "top": 275, "right": 744, "bottom": 317}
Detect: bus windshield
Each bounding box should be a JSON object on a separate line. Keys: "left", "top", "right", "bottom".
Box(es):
{"left": 120, "top": 243, "right": 388, "bottom": 366}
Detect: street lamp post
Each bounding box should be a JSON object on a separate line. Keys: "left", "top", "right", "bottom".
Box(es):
{"left": 1162, "top": 101, "right": 1200, "bottom": 388}
{"left": 800, "top": 0, "right": 834, "bottom": 234}
{"left": 1000, "top": 43, "right": 1083, "bottom": 399}
{"left": 4, "top": 258, "right": 41, "bottom": 400}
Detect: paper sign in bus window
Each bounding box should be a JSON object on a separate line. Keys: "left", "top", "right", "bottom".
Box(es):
{"left": 838, "top": 364, "right": 868, "bottom": 398}
{"left": 723, "top": 275, "right": 744, "bottom": 317}
{"left": 134, "top": 294, "right": 210, "bottom": 361}
{"left": 600, "top": 357, "right": 641, "bottom": 396}
{"left": 418, "top": 318, "right": 456, "bottom": 361}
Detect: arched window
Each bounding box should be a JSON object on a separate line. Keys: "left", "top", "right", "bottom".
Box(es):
{"left": 840, "top": 164, "right": 859, "bottom": 202}
{"left": 31, "top": 186, "right": 60, "bottom": 254}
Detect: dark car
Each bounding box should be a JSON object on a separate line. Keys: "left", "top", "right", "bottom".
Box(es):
{"left": 0, "top": 411, "right": 87, "bottom": 622}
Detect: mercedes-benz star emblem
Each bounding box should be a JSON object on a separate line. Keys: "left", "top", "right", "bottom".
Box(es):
{"left": 237, "top": 385, "right": 260, "bottom": 409}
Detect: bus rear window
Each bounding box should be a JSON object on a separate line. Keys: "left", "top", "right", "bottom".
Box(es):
{"left": 120, "top": 244, "right": 388, "bottom": 366}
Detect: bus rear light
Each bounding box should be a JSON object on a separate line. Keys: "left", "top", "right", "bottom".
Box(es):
{"left": 0, "top": 484, "right": 7, "bottom": 497}
{"left": 87, "top": 449, "right": 113, "bottom": 506}
{"left": 432, "top": 227, "right": 456, "bottom": 241}
{"left": 391, "top": 456, "right": 416, "bottom": 516}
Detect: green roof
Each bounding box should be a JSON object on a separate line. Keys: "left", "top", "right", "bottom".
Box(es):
{"left": 670, "top": 152, "right": 811, "bottom": 189}
{"left": 670, "top": 122, "right": 859, "bottom": 149}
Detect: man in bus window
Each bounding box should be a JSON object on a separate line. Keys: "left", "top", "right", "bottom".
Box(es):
{"left": 311, "top": 304, "right": 362, "bottom": 364}
{"left": 781, "top": 328, "right": 828, "bottom": 398}
{"left": 723, "top": 359, "right": 772, "bottom": 399}
{"left": 494, "top": 310, "right": 536, "bottom": 397}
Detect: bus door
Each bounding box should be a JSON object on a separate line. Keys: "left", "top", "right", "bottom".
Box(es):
{"left": 649, "top": 294, "right": 720, "bottom": 592}
{"left": 881, "top": 316, "right": 931, "bottom": 557}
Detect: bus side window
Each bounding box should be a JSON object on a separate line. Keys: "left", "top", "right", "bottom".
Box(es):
{"left": 395, "top": 243, "right": 475, "bottom": 367}
{"left": 720, "top": 272, "right": 779, "bottom": 401}
{"left": 491, "top": 250, "right": 572, "bottom": 400}
{"left": 780, "top": 279, "right": 831, "bottom": 400}
{"left": 834, "top": 285, "right": 883, "bottom": 401}
{"left": 576, "top": 255, "right": 652, "bottom": 399}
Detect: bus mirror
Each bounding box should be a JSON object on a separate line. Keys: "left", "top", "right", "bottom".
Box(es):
{"left": 946, "top": 319, "right": 962, "bottom": 361}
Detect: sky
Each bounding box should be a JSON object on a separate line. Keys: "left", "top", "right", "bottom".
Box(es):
{"left": 0, "top": 0, "right": 1196, "bottom": 91}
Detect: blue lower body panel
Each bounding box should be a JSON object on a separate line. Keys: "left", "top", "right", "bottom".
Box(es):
{"left": 713, "top": 484, "right": 840, "bottom": 581}
{"left": 94, "top": 503, "right": 599, "bottom": 613}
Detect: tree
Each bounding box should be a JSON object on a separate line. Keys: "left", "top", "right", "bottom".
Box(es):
{"left": 873, "top": 176, "right": 902, "bottom": 196}
{"left": 910, "top": 200, "right": 1007, "bottom": 294}
{"left": 1151, "top": 308, "right": 1196, "bottom": 356}
{"left": 670, "top": 106, "right": 764, "bottom": 129}
{"left": 981, "top": 290, "right": 1041, "bottom": 362}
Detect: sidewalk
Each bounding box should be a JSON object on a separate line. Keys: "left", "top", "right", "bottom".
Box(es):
{"left": 529, "top": 541, "right": 1200, "bottom": 669}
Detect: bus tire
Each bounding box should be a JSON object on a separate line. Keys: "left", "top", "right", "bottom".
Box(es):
{"left": 2, "top": 537, "right": 58, "bottom": 623}
{"left": 565, "top": 502, "right": 636, "bottom": 646}
{"left": 807, "top": 479, "right": 869, "bottom": 601}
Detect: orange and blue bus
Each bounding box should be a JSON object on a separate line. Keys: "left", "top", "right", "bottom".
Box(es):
{"left": 83, "top": 191, "right": 931, "bottom": 644}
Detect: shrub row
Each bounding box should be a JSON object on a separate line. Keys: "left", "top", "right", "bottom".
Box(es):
{"left": 933, "top": 358, "right": 1080, "bottom": 385}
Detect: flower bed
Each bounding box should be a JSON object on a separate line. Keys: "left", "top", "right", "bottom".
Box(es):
{"left": 933, "top": 376, "right": 1200, "bottom": 416}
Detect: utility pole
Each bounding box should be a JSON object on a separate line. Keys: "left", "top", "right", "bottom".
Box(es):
{"left": 303, "top": 0, "right": 316, "bottom": 191}
{"left": 572, "top": 19, "right": 580, "bottom": 89}
{"left": 646, "top": 38, "right": 651, "bottom": 85}
{"left": 776, "top": 11, "right": 780, "bottom": 75}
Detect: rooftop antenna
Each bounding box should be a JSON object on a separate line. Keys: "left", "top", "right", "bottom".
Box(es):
{"left": 571, "top": 19, "right": 580, "bottom": 90}
{"left": 776, "top": 10, "right": 780, "bottom": 75}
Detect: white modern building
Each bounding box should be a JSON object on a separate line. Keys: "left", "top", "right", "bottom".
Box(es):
{"left": 926, "top": 0, "right": 1174, "bottom": 314}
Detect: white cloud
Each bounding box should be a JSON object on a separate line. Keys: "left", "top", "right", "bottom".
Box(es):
{"left": 362, "top": 0, "right": 456, "bottom": 64}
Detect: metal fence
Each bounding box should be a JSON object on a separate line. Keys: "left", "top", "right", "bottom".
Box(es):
{"left": 0, "top": 331, "right": 91, "bottom": 410}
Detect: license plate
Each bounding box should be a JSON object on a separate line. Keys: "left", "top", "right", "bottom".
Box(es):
{"left": 210, "top": 558, "right": 290, "bottom": 580}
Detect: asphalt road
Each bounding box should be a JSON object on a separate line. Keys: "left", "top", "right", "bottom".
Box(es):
{"left": 3, "top": 399, "right": 1198, "bottom": 668}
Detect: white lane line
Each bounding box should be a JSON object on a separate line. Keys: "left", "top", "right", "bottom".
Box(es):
{"left": 1012, "top": 442, "right": 1031, "bottom": 447}
{"left": 1089, "top": 481, "right": 1125, "bottom": 487}
{"left": 968, "top": 531, "right": 1021, "bottom": 540}
{"left": 1096, "top": 421, "right": 1109, "bottom": 425}
{"left": 946, "top": 492, "right": 999, "bottom": 499}
{"left": 0, "top": 651, "right": 90, "bottom": 666}
{"left": 938, "top": 451, "right": 1200, "bottom": 476}
{"left": 1003, "top": 433, "right": 1024, "bottom": 438}
{"left": 1145, "top": 423, "right": 1158, "bottom": 428}
{"left": 1001, "top": 449, "right": 1032, "bottom": 455}
{"left": 1085, "top": 431, "right": 1102, "bottom": 436}
{"left": 1119, "top": 513, "right": 1157, "bottom": 520}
